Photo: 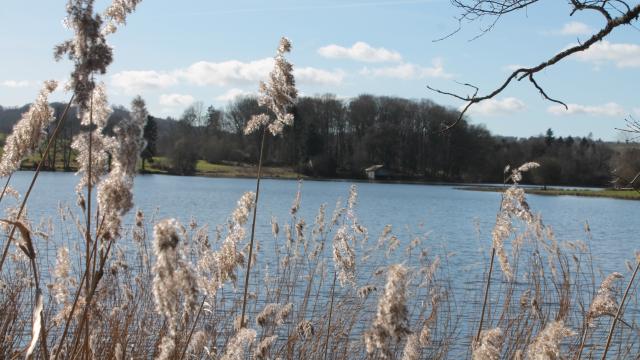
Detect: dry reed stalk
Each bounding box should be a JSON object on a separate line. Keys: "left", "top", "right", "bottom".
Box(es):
{"left": 82, "top": 81, "right": 95, "bottom": 357}
{"left": 477, "top": 163, "right": 539, "bottom": 346}
{"left": 240, "top": 36, "right": 297, "bottom": 329}
{"left": 69, "top": 241, "right": 115, "bottom": 357}
{"left": 240, "top": 127, "right": 266, "bottom": 329}
{"left": 52, "top": 246, "right": 93, "bottom": 360}
{"left": 477, "top": 247, "right": 496, "bottom": 344}
{"left": 179, "top": 297, "right": 206, "bottom": 360}
{"left": 323, "top": 271, "right": 338, "bottom": 360}
{"left": 601, "top": 257, "right": 639, "bottom": 359}
{"left": 0, "top": 219, "right": 48, "bottom": 359}
{"left": 575, "top": 271, "right": 625, "bottom": 358}
{"left": 0, "top": 174, "right": 13, "bottom": 207}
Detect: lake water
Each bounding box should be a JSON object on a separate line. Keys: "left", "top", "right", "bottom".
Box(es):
{"left": 8, "top": 170, "right": 640, "bottom": 276}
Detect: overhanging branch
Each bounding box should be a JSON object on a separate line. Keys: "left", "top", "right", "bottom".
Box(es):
{"left": 428, "top": 3, "right": 640, "bottom": 130}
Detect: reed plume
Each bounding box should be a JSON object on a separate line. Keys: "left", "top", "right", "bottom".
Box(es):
{"left": 254, "top": 335, "right": 278, "bottom": 359}
{"left": 195, "top": 191, "right": 255, "bottom": 298}
{"left": 220, "top": 328, "right": 257, "bottom": 360}
{"left": 96, "top": 96, "right": 147, "bottom": 241}
{"left": 103, "top": 0, "right": 143, "bottom": 34}
{"left": 588, "top": 272, "right": 623, "bottom": 325}
{"left": 71, "top": 83, "right": 112, "bottom": 197}
{"left": 256, "top": 303, "right": 281, "bottom": 327}
{"left": 333, "top": 226, "right": 356, "bottom": 287}
{"left": 401, "top": 333, "right": 421, "bottom": 360}
{"left": 244, "top": 37, "right": 297, "bottom": 136}
{"left": 365, "top": 264, "right": 411, "bottom": 359}
{"left": 525, "top": 321, "right": 575, "bottom": 360}
{"left": 152, "top": 219, "right": 198, "bottom": 360}
{"left": 55, "top": 0, "right": 114, "bottom": 115}
{"left": 492, "top": 162, "right": 539, "bottom": 281}
{"left": 49, "top": 247, "right": 75, "bottom": 305}
{"left": 297, "top": 319, "right": 314, "bottom": 339}
{"left": 472, "top": 327, "right": 503, "bottom": 360}
{"left": 239, "top": 36, "right": 298, "bottom": 330}
{"left": 0, "top": 81, "right": 58, "bottom": 177}
{"left": 186, "top": 330, "right": 207, "bottom": 354}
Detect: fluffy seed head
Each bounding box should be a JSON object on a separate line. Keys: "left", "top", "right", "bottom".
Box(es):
{"left": 152, "top": 219, "right": 199, "bottom": 360}
{"left": 365, "top": 264, "right": 411, "bottom": 358}
{"left": 55, "top": 0, "right": 114, "bottom": 117}
{"left": 401, "top": 333, "right": 421, "bottom": 360}
{"left": 0, "top": 81, "right": 58, "bottom": 177}
{"left": 525, "top": 321, "right": 576, "bottom": 360}
{"left": 333, "top": 226, "right": 356, "bottom": 287}
{"left": 102, "top": 0, "right": 142, "bottom": 34}
{"left": 244, "top": 36, "right": 297, "bottom": 136}
{"left": 472, "top": 328, "right": 503, "bottom": 360}
{"left": 96, "top": 96, "right": 147, "bottom": 240}
{"left": 220, "top": 328, "right": 257, "bottom": 360}
{"left": 588, "top": 272, "right": 623, "bottom": 325}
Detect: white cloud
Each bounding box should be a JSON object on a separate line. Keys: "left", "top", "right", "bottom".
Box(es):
{"left": 183, "top": 59, "right": 345, "bottom": 86}
{"left": 111, "top": 70, "right": 177, "bottom": 93}
{"left": 548, "top": 102, "right": 625, "bottom": 117}
{"left": 465, "top": 97, "right": 526, "bottom": 116}
{"left": 557, "top": 21, "right": 592, "bottom": 35}
{"left": 2, "top": 80, "right": 30, "bottom": 88}
{"left": 112, "top": 58, "right": 344, "bottom": 91}
{"left": 159, "top": 93, "right": 195, "bottom": 107}
{"left": 318, "top": 42, "right": 402, "bottom": 63}
{"left": 573, "top": 41, "right": 640, "bottom": 68}
{"left": 634, "top": 107, "right": 640, "bottom": 116}
{"left": 295, "top": 67, "right": 345, "bottom": 85}
{"left": 177, "top": 58, "right": 273, "bottom": 86}
{"left": 214, "top": 88, "right": 254, "bottom": 102}
{"left": 360, "top": 58, "right": 453, "bottom": 79}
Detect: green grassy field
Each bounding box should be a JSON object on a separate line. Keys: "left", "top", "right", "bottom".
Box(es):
{"left": 15, "top": 154, "right": 304, "bottom": 180}
{"left": 144, "top": 157, "right": 304, "bottom": 179}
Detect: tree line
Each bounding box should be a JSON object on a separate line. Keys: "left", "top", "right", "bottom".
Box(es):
{"left": 155, "top": 95, "right": 633, "bottom": 186}
{"left": 0, "top": 96, "right": 637, "bottom": 187}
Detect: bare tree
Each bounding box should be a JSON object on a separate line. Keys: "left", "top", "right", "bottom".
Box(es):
{"left": 429, "top": 0, "right": 640, "bottom": 130}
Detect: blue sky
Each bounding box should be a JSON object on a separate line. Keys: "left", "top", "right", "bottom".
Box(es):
{"left": 0, "top": 0, "right": 638, "bottom": 140}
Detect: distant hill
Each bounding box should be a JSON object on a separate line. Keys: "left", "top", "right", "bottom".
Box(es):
{"left": 0, "top": 102, "right": 175, "bottom": 136}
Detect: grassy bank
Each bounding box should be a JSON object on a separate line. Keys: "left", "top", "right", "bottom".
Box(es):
{"left": 459, "top": 185, "right": 640, "bottom": 200}
{"left": 17, "top": 155, "right": 304, "bottom": 180}
{"left": 143, "top": 157, "right": 304, "bottom": 179}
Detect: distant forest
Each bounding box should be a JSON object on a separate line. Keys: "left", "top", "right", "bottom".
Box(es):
{"left": 0, "top": 94, "right": 638, "bottom": 187}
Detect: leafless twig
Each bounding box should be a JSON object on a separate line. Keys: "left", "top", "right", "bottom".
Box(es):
{"left": 429, "top": 1, "right": 640, "bottom": 131}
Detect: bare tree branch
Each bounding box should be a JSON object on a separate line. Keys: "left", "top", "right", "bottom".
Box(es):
{"left": 433, "top": 19, "right": 463, "bottom": 42}
{"left": 570, "top": 0, "right": 612, "bottom": 20}
{"left": 429, "top": 2, "right": 640, "bottom": 130}
{"left": 527, "top": 74, "right": 567, "bottom": 109}
{"left": 615, "top": 115, "right": 640, "bottom": 141}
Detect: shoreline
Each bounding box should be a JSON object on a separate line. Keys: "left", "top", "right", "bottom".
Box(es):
{"left": 19, "top": 166, "right": 634, "bottom": 201}
{"left": 457, "top": 185, "right": 640, "bottom": 201}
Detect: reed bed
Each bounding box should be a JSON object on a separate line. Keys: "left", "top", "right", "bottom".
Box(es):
{"left": 0, "top": 177, "right": 639, "bottom": 359}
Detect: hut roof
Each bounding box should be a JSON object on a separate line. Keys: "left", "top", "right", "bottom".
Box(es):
{"left": 365, "top": 164, "right": 384, "bottom": 172}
